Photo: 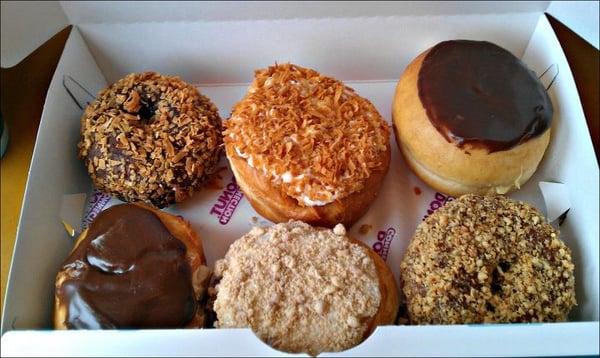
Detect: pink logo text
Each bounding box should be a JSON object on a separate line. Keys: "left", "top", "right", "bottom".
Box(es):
{"left": 210, "top": 178, "right": 244, "bottom": 225}
{"left": 372, "top": 227, "right": 396, "bottom": 261}
{"left": 83, "top": 189, "right": 111, "bottom": 229}
{"left": 423, "top": 192, "right": 454, "bottom": 220}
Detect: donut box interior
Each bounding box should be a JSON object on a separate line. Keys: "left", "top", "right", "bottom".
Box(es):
{"left": 1, "top": 2, "right": 599, "bottom": 356}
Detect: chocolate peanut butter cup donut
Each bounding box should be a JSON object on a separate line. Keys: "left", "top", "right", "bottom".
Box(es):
{"left": 79, "top": 72, "right": 222, "bottom": 208}
{"left": 400, "top": 195, "right": 576, "bottom": 324}
{"left": 54, "top": 203, "right": 211, "bottom": 329}
{"left": 393, "top": 40, "right": 553, "bottom": 196}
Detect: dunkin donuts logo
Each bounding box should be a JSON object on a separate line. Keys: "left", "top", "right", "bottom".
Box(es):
{"left": 82, "top": 189, "right": 112, "bottom": 229}
{"left": 372, "top": 228, "right": 396, "bottom": 261}
{"left": 210, "top": 177, "right": 244, "bottom": 225}
{"left": 423, "top": 192, "right": 455, "bottom": 220}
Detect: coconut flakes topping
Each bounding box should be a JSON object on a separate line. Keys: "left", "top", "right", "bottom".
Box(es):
{"left": 224, "top": 63, "right": 389, "bottom": 206}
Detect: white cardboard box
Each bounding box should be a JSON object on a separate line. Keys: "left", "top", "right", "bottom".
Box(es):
{"left": 1, "top": 1, "right": 599, "bottom": 356}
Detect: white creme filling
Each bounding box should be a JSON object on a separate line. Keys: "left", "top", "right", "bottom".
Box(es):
{"left": 234, "top": 145, "right": 339, "bottom": 206}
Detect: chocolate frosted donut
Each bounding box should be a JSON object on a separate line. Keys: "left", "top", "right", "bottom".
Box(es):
{"left": 54, "top": 203, "right": 211, "bottom": 329}
{"left": 393, "top": 40, "right": 553, "bottom": 196}
{"left": 400, "top": 195, "right": 576, "bottom": 324}
{"left": 79, "top": 72, "right": 222, "bottom": 208}
{"left": 418, "top": 40, "right": 552, "bottom": 152}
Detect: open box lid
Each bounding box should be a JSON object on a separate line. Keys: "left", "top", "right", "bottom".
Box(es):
{"left": 1, "top": 1, "right": 599, "bottom": 356}
{"left": 2, "top": 1, "right": 598, "bottom": 69}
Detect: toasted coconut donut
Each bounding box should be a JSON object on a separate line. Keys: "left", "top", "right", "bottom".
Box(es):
{"left": 224, "top": 63, "right": 390, "bottom": 228}
{"left": 213, "top": 221, "right": 399, "bottom": 355}
{"left": 79, "top": 72, "right": 222, "bottom": 208}
{"left": 54, "top": 203, "right": 211, "bottom": 329}
{"left": 400, "top": 194, "right": 576, "bottom": 324}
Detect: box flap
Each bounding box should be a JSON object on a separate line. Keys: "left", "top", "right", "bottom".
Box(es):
{"left": 1, "top": 323, "right": 599, "bottom": 356}
{"left": 1, "top": 1, "right": 552, "bottom": 68}
{"left": 0, "top": 1, "right": 69, "bottom": 68}
{"left": 546, "top": 1, "right": 599, "bottom": 49}
{"left": 59, "top": 1, "right": 550, "bottom": 24}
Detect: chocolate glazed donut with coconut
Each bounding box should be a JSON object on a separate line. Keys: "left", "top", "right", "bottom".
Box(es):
{"left": 79, "top": 72, "right": 222, "bottom": 208}
{"left": 224, "top": 64, "right": 391, "bottom": 228}
{"left": 393, "top": 40, "right": 553, "bottom": 196}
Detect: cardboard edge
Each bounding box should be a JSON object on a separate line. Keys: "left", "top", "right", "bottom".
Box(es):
{"left": 0, "top": 26, "right": 73, "bottom": 334}
{"left": 521, "top": 14, "right": 600, "bottom": 321}
{"left": 536, "top": 14, "right": 599, "bottom": 166}
{"left": 59, "top": 1, "right": 551, "bottom": 25}
{"left": 1, "top": 323, "right": 598, "bottom": 357}
{"left": 0, "top": 25, "right": 108, "bottom": 334}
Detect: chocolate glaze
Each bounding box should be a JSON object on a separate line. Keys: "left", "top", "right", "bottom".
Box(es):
{"left": 418, "top": 40, "right": 553, "bottom": 152}
{"left": 57, "top": 204, "right": 196, "bottom": 329}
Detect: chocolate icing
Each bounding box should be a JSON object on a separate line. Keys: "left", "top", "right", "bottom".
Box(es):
{"left": 418, "top": 40, "right": 553, "bottom": 152}
{"left": 57, "top": 204, "right": 196, "bottom": 329}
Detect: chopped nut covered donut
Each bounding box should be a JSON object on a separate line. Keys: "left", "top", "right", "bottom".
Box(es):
{"left": 400, "top": 194, "right": 576, "bottom": 324}
{"left": 78, "top": 72, "right": 222, "bottom": 207}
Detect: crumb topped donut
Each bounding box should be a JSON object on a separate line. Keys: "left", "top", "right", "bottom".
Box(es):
{"left": 400, "top": 194, "right": 576, "bottom": 324}
{"left": 79, "top": 72, "right": 222, "bottom": 208}
{"left": 212, "top": 221, "right": 398, "bottom": 355}
{"left": 224, "top": 63, "right": 390, "bottom": 227}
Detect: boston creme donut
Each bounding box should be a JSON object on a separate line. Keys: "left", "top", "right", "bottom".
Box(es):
{"left": 393, "top": 40, "right": 553, "bottom": 196}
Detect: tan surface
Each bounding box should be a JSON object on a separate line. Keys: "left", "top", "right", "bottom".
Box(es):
{"left": 392, "top": 49, "right": 551, "bottom": 196}
{"left": 0, "top": 27, "right": 71, "bottom": 315}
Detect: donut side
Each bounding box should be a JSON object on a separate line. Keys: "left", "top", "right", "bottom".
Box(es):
{"left": 346, "top": 235, "right": 399, "bottom": 333}
{"left": 392, "top": 51, "right": 551, "bottom": 196}
{"left": 225, "top": 141, "right": 390, "bottom": 228}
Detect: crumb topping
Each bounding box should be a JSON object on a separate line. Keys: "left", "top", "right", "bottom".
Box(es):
{"left": 224, "top": 63, "right": 390, "bottom": 206}
{"left": 400, "top": 194, "right": 576, "bottom": 324}
{"left": 79, "top": 72, "right": 222, "bottom": 208}
{"left": 213, "top": 221, "right": 381, "bottom": 355}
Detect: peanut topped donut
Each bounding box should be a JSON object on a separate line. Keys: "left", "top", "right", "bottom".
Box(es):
{"left": 79, "top": 72, "right": 222, "bottom": 208}
{"left": 224, "top": 63, "right": 390, "bottom": 227}
{"left": 400, "top": 194, "right": 576, "bottom": 324}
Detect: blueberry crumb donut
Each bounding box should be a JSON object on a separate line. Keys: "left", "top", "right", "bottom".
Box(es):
{"left": 78, "top": 72, "right": 222, "bottom": 208}
{"left": 400, "top": 194, "right": 576, "bottom": 324}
